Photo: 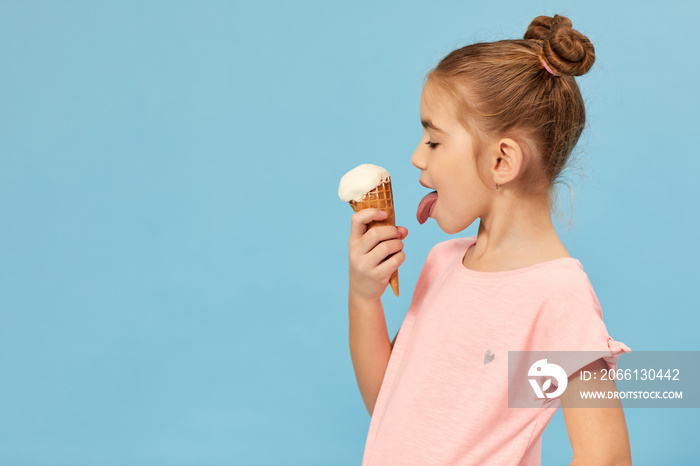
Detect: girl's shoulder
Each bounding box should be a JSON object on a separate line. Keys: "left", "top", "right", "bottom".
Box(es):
{"left": 427, "top": 236, "right": 476, "bottom": 261}
{"left": 415, "top": 237, "right": 475, "bottom": 285}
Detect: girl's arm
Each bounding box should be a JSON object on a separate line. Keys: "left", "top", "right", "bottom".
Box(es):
{"left": 349, "top": 294, "right": 392, "bottom": 417}
{"left": 560, "top": 358, "right": 633, "bottom": 466}
{"left": 347, "top": 208, "right": 407, "bottom": 416}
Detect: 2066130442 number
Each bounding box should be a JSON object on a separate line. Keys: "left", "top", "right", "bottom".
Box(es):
{"left": 581, "top": 368, "right": 680, "bottom": 381}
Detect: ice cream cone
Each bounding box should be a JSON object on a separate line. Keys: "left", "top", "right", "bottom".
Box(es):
{"left": 348, "top": 179, "right": 399, "bottom": 297}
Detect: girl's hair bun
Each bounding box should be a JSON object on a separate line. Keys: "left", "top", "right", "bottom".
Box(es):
{"left": 524, "top": 14, "right": 595, "bottom": 77}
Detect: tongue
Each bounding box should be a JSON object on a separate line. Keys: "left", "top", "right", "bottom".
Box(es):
{"left": 416, "top": 191, "right": 438, "bottom": 225}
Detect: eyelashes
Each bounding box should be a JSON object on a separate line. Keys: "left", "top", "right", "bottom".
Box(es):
{"left": 425, "top": 141, "right": 439, "bottom": 149}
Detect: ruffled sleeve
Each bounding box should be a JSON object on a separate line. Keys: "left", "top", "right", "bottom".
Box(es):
{"left": 529, "top": 270, "right": 632, "bottom": 385}
{"left": 604, "top": 335, "right": 632, "bottom": 373}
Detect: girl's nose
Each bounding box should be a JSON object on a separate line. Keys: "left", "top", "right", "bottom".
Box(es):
{"left": 411, "top": 142, "right": 426, "bottom": 169}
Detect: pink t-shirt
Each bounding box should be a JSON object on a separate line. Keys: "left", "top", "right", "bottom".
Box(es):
{"left": 361, "top": 236, "right": 631, "bottom": 466}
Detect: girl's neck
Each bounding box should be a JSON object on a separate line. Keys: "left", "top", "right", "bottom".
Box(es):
{"left": 463, "top": 192, "right": 571, "bottom": 272}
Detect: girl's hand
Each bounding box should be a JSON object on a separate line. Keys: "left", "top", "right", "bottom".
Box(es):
{"left": 348, "top": 208, "right": 408, "bottom": 302}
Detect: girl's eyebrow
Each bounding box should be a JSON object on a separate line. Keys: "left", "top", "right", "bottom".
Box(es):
{"left": 421, "top": 118, "right": 446, "bottom": 134}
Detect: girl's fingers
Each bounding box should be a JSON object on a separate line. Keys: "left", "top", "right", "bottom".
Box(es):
{"left": 356, "top": 226, "right": 402, "bottom": 256}
{"left": 397, "top": 226, "right": 408, "bottom": 239}
{"left": 349, "top": 208, "right": 388, "bottom": 240}
{"left": 376, "top": 250, "right": 406, "bottom": 278}
{"left": 368, "top": 237, "right": 405, "bottom": 266}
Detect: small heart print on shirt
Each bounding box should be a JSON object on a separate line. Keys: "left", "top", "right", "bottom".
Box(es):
{"left": 484, "top": 350, "right": 495, "bottom": 364}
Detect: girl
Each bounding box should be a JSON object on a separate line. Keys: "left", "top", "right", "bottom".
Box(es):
{"left": 347, "top": 15, "right": 632, "bottom": 466}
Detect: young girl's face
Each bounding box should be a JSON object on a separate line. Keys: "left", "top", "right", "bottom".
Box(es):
{"left": 411, "top": 83, "right": 493, "bottom": 234}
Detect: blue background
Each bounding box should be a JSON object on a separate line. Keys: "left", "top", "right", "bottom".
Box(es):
{"left": 1, "top": 1, "right": 697, "bottom": 465}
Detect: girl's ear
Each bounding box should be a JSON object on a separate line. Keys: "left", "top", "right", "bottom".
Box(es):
{"left": 493, "top": 138, "right": 524, "bottom": 185}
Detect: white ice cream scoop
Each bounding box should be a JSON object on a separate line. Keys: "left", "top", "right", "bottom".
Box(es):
{"left": 338, "top": 164, "right": 390, "bottom": 202}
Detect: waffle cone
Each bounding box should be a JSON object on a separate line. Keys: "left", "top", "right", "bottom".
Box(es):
{"left": 349, "top": 179, "right": 399, "bottom": 297}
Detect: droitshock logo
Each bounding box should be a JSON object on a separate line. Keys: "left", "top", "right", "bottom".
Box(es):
{"left": 528, "top": 359, "right": 568, "bottom": 398}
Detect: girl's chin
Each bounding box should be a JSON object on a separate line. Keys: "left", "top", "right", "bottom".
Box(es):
{"left": 435, "top": 212, "right": 474, "bottom": 235}
{"left": 435, "top": 217, "right": 458, "bottom": 235}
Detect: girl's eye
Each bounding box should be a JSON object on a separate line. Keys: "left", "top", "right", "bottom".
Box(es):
{"left": 425, "top": 141, "right": 439, "bottom": 149}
